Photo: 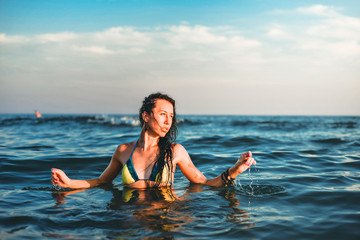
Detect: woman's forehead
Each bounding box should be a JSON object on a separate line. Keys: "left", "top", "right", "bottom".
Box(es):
{"left": 154, "top": 99, "right": 174, "bottom": 112}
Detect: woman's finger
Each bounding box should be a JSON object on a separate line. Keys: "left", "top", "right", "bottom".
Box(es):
{"left": 241, "top": 151, "right": 252, "bottom": 162}
{"left": 246, "top": 157, "right": 256, "bottom": 166}
{"left": 51, "top": 168, "right": 64, "bottom": 176}
{"left": 51, "top": 177, "right": 58, "bottom": 184}
{"left": 51, "top": 174, "right": 59, "bottom": 181}
{"left": 52, "top": 168, "right": 66, "bottom": 180}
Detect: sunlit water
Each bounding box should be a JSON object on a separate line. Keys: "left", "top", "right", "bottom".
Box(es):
{"left": 1, "top": 114, "right": 359, "bottom": 239}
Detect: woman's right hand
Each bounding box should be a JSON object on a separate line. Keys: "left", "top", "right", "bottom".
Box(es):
{"left": 232, "top": 151, "right": 256, "bottom": 175}
{"left": 51, "top": 168, "right": 72, "bottom": 188}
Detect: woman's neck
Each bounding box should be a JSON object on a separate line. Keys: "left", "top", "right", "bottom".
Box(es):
{"left": 139, "top": 127, "right": 160, "bottom": 151}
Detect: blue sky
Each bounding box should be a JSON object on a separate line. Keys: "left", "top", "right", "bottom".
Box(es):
{"left": 1, "top": 0, "right": 359, "bottom": 115}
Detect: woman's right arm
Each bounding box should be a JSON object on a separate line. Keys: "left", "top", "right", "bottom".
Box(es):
{"left": 51, "top": 145, "right": 124, "bottom": 189}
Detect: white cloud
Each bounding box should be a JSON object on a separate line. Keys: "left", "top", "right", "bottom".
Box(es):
{"left": 93, "top": 27, "right": 152, "bottom": 46}
{"left": 265, "top": 4, "right": 360, "bottom": 62}
{"left": 73, "top": 45, "right": 115, "bottom": 55}
{"left": 266, "top": 24, "right": 294, "bottom": 40}
{"left": 306, "top": 15, "right": 360, "bottom": 40}
{"left": 295, "top": 4, "right": 340, "bottom": 16}
{"left": 163, "top": 25, "right": 261, "bottom": 50}
{"left": 271, "top": 4, "right": 341, "bottom": 17}
{"left": 35, "top": 32, "right": 78, "bottom": 43}
{"left": 0, "top": 33, "right": 27, "bottom": 43}
{"left": 229, "top": 36, "right": 261, "bottom": 48}
{"left": 0, "top": 25, "right": 261, "bottom": 57}
{"left": 168, "top": 25, "right": 227, "bottom": 45}
{"left": 1, "top": 16, "right": 359, "bottom": 114}
{"left": 298, "top": 40, "right": 360, "bottom": 58}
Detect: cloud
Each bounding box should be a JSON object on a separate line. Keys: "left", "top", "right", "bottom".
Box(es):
{"left": 164, "top": 25, "right": 261, "bottom": 50}
{"left": 35, "top": 32, "right": 78, "bottom": 43}
{"left": 1, "top": 8, "right": 359, "bottom": 114}
{"left": 306, "top": 15, "right": 360, "bottom": 40}
{"left": 266, "top": 4, "right": 360, "bottom": 61}
{"left": 1, "top": 7, "right": 358, "bottom": 66}
{"left": 0, "top": 33, "right": 27, "bottom": 43}
{"left": 93, "top": 27, "right": 152, "bottom": 46}
{"left": 271, "top": 4, "right": 341, "bottom": 17}
{"left": 298, "top": 39, "right": 360, "bottom": 58}
{"left": 266, "top": 24, "right": 295, "bottom": 40}
{"left": 168, "top": 25, "right": 227, "bottom": 46}
{"left": 1, "top": 24, "right": 261, "bottom": 61}
{"left": 73, "top": 45, "right": 115, "bottom": 55}
{"left": 295, "top": 4, "right": 340, "bottom": 16}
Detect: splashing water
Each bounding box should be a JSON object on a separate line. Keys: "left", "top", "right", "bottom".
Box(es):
{"left": 248, "top": 165, "right": 254, "bottom": 195}
{"left": 53, "top": 184, "right": 62, "bottom": 191}
{"left": 235, "top": 165, "right": 256, "bottom": 195}
{"left": 236, "top": 164, "right": 286, "bottom": 198}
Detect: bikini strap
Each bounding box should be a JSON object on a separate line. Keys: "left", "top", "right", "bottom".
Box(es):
{"left": 130, "top": 140, "right": 138, "bottom": 158}
{"left": 125, "top": 140, "right": 139, "bottom": 182}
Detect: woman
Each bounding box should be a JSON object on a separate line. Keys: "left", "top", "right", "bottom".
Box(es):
{"left": 51, "top": 93, "right": 256, "bottom": 189}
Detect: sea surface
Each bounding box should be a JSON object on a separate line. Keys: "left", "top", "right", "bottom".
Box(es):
{"left": 0, "top": 114, "right": 359, "bottom": 239}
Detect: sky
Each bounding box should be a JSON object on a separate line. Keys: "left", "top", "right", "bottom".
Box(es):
{"left": 0, "top": 0, "right": 359, "bottom": 115}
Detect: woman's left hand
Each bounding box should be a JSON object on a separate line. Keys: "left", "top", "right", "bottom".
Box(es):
{"left": 233, "top": 151, "right": 256, "bottom": 174}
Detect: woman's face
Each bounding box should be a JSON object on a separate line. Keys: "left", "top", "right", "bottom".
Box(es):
{"left": 144, "top": 99, "right": 174, "bottom": 137}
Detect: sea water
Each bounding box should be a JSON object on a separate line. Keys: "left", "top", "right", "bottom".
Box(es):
{"left": 0, "top": 114, "right": 359, "bottom": 239}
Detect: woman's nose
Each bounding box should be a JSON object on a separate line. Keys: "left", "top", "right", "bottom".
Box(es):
{"left": 164, "top": 115, "right": 171, "bottom": 125}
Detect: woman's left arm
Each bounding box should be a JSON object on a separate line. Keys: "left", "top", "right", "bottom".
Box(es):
{"left": 174, "top": 144, "right": 256, "bottom": 187}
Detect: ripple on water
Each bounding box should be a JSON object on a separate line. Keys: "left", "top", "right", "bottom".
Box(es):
{"left": 235, "top": 184, "right": 287, "bottom": 198}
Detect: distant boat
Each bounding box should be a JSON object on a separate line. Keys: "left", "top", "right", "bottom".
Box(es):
{"left": 35, "top": 110, "right": 42, "bottom": 118}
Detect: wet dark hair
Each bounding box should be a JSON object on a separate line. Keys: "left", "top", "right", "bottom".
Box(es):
{"left": 139, "top": 92, "right": 177, "bottom": 186}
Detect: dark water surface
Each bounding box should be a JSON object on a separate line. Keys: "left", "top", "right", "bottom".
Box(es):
{"left": 1, "top": 114, "right": 359, "bottom": 239}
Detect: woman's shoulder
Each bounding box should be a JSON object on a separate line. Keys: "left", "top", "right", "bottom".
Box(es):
{"left": 172, "top": 143, "right": 186, "bottom": 151}
{"left": 172, "top": 143, "right": 190, "bottom": 158}
{"left": 111, "top": 141, "right": 137, "bottom": 165}
{"left": 114, "top": 141, "right": 137, "bottom": 158}
{"left": 171, "top": 143, "right": 192, "bottom": 165}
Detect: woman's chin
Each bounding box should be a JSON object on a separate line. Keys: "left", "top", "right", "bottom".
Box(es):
{"left": 159, "top": 132, "right": 168, "bottom": 137}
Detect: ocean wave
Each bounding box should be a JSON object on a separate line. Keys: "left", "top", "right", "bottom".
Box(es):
{"left": 87, "top": 115, "right": 141, "bottom": 127}
{"left": 177, "top": 118, "right": 203, "bottom": 126}
{"left": 12, "top": 145, "right": 56, "bottom": 151}
{"left": 0, "top": 116, "right": 34, "bottom": 126}
{"left": 349, "top": 141, "right": 360, "bottom": 147}
{"left": 1, "top": 115, "right": 358, "bottom": 131}
{"left": 230, "top": 118, "right": 359, "bottom": 131}
{"left": 230, "top": 120, "right": 309, "bottom": 130}
{"left": 0, "top": 115, "right": 141, "bottom": 128}
{"left": 329, "top": 121, "right": 358, "bottom": 129}
{"left": 311, "top": 137, "right": 347, "bottom": 144}
{"left": 185, "top": 135, "right": 278, "bottom": 148}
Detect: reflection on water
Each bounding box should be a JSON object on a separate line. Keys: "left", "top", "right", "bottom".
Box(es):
{"left": 50, "top": 184, "right": 256, "bottom": 239}
{"left": 219, "top": 189, "right": 255, "bottom": 229}
{"left": 120, "top": 187, "right": 177, "bottom": 204}
{"left": 51, "top": 189, "right": 85, "bottom": 207}
{"left": 109, "top": 187, "right": 193, "bottom": 235}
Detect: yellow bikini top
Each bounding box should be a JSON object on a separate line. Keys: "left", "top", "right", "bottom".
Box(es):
{"left": 122, "top": 141, "right": 172, "bottom": 185}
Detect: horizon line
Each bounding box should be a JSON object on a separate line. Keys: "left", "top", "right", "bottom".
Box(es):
{"left": 0, "top": 112, "right": 359, "bottom": 117}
